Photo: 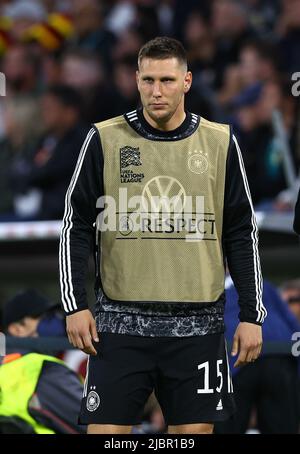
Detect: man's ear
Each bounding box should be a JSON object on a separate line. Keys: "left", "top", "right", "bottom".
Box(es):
{"left": 136, "top": 70, "right": 140, "bottom": 90}
{"left": 184, "top": 71, "right": 192, "bottom": 93}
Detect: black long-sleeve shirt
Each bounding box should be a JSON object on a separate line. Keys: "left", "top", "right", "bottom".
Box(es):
{"left": 59, "top": 111, "right": 266, "bottom": 336}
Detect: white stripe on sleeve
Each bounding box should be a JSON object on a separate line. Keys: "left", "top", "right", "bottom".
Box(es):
{"left": 59, "top": 128, "right": 96, "bottom": 313}
{"left": 232, "top": 135, "right": 267, "bottom": 323}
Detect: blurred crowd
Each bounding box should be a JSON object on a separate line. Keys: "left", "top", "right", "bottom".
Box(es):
{"left": 0, "top": 0, "right": 299, "bottom": 219}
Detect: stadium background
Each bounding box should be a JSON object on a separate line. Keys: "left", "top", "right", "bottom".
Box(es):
{"left": 0, "top": 0, "right": 300, "bottom": 434}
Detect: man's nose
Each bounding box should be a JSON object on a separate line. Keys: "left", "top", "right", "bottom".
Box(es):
{"left": 152, "top": 81, "right": 162, "bottom": 97}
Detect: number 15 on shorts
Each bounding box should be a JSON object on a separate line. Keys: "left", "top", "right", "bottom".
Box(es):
{"left": 197, "top": 360, "right": 233, "bottom": 394}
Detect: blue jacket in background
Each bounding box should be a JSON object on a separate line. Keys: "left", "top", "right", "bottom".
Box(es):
{"left": 224, "top": 277, "right": 300, "bottom": 374}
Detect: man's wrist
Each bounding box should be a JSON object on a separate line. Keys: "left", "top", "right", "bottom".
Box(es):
{"left": 65, "top": 306, "right": 89, "bottom": 317}
{"left": 238, "top": 314, "right": 263, "bottom": 326}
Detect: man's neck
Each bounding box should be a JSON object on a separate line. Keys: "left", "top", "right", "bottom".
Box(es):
{"left": 143, "top": 108, "right": 186, "bottom": 132}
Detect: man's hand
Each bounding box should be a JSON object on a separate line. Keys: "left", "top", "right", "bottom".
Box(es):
{"left": 231, "top": 322, "right": 262, "bottom": 367}
{"left": 66, "top": 309, "right": 99, "bottom": 356}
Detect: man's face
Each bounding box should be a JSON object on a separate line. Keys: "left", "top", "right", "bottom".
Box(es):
{"left": 136, "top": 57, "right": 192, "bottom": 124}
{"left": 282, "top": 288, "right": 300, "bottom": 322}
{"left": 41, "top": 94, "right": 66, "bottom": 133}
{"left": 8, "top": 316, "right": 40, "bottom": 337}
{"left": 240, "top": 48, "right": 261, "bottom": 86}
{"left": 62, "top": 56, "right": 103, "bottom": 89}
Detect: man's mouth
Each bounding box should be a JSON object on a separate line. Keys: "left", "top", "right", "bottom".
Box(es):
{"left": 150, "top": 103, "right": 167, "bottom": 108}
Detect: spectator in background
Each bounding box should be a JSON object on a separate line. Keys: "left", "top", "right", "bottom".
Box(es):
{"left": 155, "top": 0, "right": 174, "bottom": 37}
{"left": 214, "top": 276, "right": 300, "bottom": 433}
{"left": 2, "top": 289, "right": 64, "bottom": 339}
{"left": 61, "top": 50, "right": 115, "bottom": 122}
{"left": 0, "top": 352, "right": 86, "bottom": 434}
{"left": 134, "top": 1, "right": 160, "bottom": 42}
{"left": 110, "top": 55, "right": 140, "bottom": 116}
{"left": 104, "top": 0, "right": 161, "bottom": 43}
{"left": 172, "top": 0, "right": 211, "bottom": 41}
{"left": 278, "top": 0, "right": 300, "bottom": 76}
{"left": 112, "top": 27, "right": 144, "bottom": 63}
{"left": 218, "top": 39, "right": 279, "bottom": 112}
{"left": 280, "top": 279, "right": 300, "bottom": 323}
{"left": 0, "top": 290, "right": 86, "bottom": 434}
{"left": 180, "top": 10, "right": 222, "bottom": 119}
{"left": 222, "top": 36, "right": 296, "bottom": 207}
{"left": 211, "top": 0, "right": 254, "bottom": 88}
{"left": 105, "top": 0, "right": 136, "bottom": 38}
{"left": 232, "top": 82, "right": 281, "bottom": 203}
{"left": 10, "top": 85, "right": 89, "bottom": 220}
{"left": 2, "top": 0, "right": 46, "bottom": 41}
{"left": 239, "top": 40, "right": 278, "bottom": 87}
{"left": 244, "top": 0, "right": 280, "bottom": 36}
{"left": 0, "top": 96, "right": 42, "bottom": 216}
{"left": 231, "top": 79, "right": 295, "bottom": 206}
{"left": 1, "top": 288, "right": 88, "bottom": 379}
{"left": 70, "top": 0, "right": 115, "bottom": 70}
{"left": 42, "top": 50, "right": 63, "bottom": 87}
{"left": 178, "top": 11, "right": 215, "bottom": 119}
{"left": 2, "top": 43, "right": 42, "bottom": 96}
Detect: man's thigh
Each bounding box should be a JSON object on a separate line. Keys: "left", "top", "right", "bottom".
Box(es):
{"left": 168, "top": 423, "right": 214, "bottom": 434}
{"left": 156, "top": 333, "right": 236, "bottom": 426}
{"left": 79, "top": 333, "right": 156, "bottom": 426}
{"left": 87, "top": 424, "right": 132, "bottom": 434}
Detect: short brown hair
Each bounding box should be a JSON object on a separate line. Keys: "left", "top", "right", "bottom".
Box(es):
{"left": 138, "top": 36, "right": 187, "bottom": 69}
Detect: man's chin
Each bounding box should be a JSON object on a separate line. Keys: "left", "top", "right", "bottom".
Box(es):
{"left": 148, "top": 108, "right": 170, "bottom": 122}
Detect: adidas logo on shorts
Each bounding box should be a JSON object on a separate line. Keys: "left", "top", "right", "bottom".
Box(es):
{"left": 216, "top": 399, "right": 223, "bottom": 411}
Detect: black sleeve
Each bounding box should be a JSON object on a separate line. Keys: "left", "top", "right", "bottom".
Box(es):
{"left": 293, "top": 187, "right": 300, "bottom": 235}
{"left": 59, "top": 126, "right": 103, "bottom": 315}
{"left": 223, "top": 133, "right": 267, "bottom": 325}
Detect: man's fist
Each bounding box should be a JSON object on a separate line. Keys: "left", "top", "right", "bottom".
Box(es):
{"left": 66, "top": 309, "right": 99, "bottom": 356}
{"left": 231, "top": 322, "right": 262, "bottom": 367}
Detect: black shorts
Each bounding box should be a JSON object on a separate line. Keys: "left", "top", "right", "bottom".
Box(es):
{"left": 78, "top": 332, "right": 236, "bottom": 426}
